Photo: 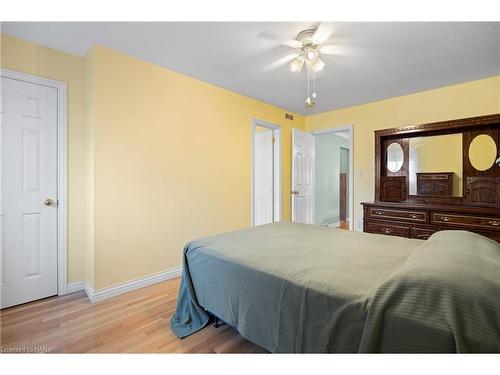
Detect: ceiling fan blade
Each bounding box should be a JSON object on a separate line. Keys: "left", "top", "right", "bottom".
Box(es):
{"left": 262, "top": 52, "right": 300, "bottom": 72}
{"left": 312, "top": 23, "right": 335, "bottom": 45}
{"left": 257, "top": 30, "right": 302, "bottom": 49}
{"left": 282, "top": 39, "right": 303, "bottom": 49}
{"left": 320, "top": 44, "right": 354, "bottom": 56}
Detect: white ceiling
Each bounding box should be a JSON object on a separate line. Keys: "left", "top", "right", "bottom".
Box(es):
{"left": 2, "top": 22, "right": 499, "bottom": 115}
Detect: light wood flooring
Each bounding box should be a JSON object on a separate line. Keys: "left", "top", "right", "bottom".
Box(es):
{"left": 339, "top": 221, "right": 349, "bottom": 230}
{"left": 0, "top": 277, "right": 267, "bottom": 353}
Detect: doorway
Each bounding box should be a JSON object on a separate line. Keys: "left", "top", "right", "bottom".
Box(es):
{"left": 1, "top": 69, "right": 68, "bottom": 309}
{"left": 291, "top": 125, "right": 353, "bottom": 230}
{"left": 251, "top": 120, "right": 281, "bottom": 226}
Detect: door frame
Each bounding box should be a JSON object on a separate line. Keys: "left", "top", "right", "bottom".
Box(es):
{"left": 311, "top": 124, "right": 354, "bottom": 231}
{"left": 251, "top": 119, "right": 281, "bottom": 225}
{"left": 1, "top": 68, "right": 69, "bottom": 295}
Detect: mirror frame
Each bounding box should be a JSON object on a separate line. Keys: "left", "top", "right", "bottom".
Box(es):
{"left": 374, "top": 114, "right": 500, "bottom": 204}
{"left": 386, "top": 142, "right": 404, "bottom": 173}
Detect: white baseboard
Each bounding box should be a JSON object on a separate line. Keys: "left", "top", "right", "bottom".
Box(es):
{"left": 66, "top": 281, "right": 85, "bottom": 294}
{"left": 84, "top": 267, "right": 182, "bottom": 304}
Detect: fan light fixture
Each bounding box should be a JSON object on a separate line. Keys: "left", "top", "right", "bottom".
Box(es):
{"left": 289, "top": 57, "right": 304, "bottom": 72}
{"left": 312, "top": 58, "right": 325, "bottom": 73}
{"left": 304, "top": 46, "right": 319, "bottom": 63}
{"left": 288, "top": 29, "right": 325, "bottom": 73}
{"left": 289, "top": 47, "right": 324, "bottom": 72}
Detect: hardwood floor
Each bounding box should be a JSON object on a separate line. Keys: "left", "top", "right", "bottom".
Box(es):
{"left": 339, "top": 220, "right": 349, "bottom": 230}
{"left": 0, "top": 278, "right": 267, "bottom": 353}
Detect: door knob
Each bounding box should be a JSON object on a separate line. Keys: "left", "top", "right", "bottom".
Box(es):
{"left": 44, "top": 198, "right": 56, "bottom": 207}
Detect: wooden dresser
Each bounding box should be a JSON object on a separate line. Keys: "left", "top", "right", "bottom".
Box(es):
{"left": 362, "top": 201, "right": 500, "bottom": 242}
{"left": 363, "top": 114, "right": 500, "bottom": 243}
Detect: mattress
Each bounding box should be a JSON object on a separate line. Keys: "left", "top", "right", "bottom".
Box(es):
{"left": 171, "top": 222, "right": 500, "bottom": 353}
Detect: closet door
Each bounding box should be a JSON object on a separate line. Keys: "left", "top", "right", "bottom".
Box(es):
{"left": 1, "top": 76, "right": 59, "bottom": 308}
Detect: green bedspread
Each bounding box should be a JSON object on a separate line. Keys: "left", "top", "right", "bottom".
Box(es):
{"left": 170, "top": 222, "right": 500, "bottom": 353}
{"left": 359, "top": 230, "right": 500, "bottom": 353}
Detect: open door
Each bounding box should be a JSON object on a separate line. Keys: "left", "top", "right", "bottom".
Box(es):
{"left": 292, "top": 128, "right": 315, "bottom": 224}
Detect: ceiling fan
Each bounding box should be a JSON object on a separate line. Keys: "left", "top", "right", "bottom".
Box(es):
{"left": 260, "top": 23, "right": 340, "bottom": 74}
{"left": 258, "top": 23, "right": 343, "bottom": 107}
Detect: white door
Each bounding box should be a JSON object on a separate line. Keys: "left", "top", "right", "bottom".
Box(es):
{"left": 292, "top": 128, "right": 315, "bottom": 224}
{"left": 253, "top": 129, "right": 274, "bottom": 225}
{"left": 1, "top": 77, "right": 58, "bottom": 309}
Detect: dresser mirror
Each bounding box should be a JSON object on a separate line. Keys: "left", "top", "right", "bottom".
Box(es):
{"left": 468, "top": 134, "right": 497, "bottom": 171}
{"left": 374, "top": 114, "right": 500, "bottom": 206}
{"left": 408, "top": 133, "right": 462, "bottom": 197}
{"left": 365, "top": 114, "right": 500, "bottom": 243}
{"left": 386, "top": 142, "right": 404, "bottom": 172}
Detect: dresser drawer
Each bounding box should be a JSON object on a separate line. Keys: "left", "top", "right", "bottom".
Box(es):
{"left": 367, "top": 207, "right": 428, "bottom": 223}
{"left": 410, "top": 227, "right": 441, "bottom": 240}
{"left": 434, "top": 182, "right": 450, "bottom": 195}
{"left": 432, "top": 212, "right": 500, "bottom": 231}
{"left": 365, "top": 221, "right": 410, "bottom": 238}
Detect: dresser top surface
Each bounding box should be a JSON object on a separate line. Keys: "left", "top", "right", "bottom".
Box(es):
{"left": 362, "top": 201, "right": 500, "bottom": 216}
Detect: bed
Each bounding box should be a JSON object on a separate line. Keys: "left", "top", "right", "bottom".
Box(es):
{"left": 170, "top": 222, "right": 500, "bottom": 353}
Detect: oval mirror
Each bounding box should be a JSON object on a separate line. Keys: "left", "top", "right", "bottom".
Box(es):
{"left": 468, "top": 134, "right": 497, "bottom": 171}
{"left": 386, "top": 142, "right": 404, "bottom": 173}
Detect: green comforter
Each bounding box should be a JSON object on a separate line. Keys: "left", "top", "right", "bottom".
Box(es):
{"left": 170, "top": 222, "right": 500, "bottom": 353}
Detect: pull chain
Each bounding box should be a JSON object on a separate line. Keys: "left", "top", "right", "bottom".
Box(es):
{"left": 313, "top": 69, "right": 316, "bottom": 99}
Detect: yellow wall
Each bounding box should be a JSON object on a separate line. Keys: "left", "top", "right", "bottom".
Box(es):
{"left": 1, "top": 34, "right": 87, "bottom": 283}
{"left": 306, "top": 75, "right": 500, "bottom": 229}
{"left": 87, "top": 46, "right": 304, "bottom": 289}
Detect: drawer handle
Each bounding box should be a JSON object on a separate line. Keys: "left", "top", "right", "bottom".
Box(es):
{"left": 374, "top": 210, "right": 383, "bottom": 215}
{"left": 441, "top": 216, "right": 451, "bottom": 222}
{"left": 383, "top": 228, "right": 392, "bottom": 234}
{"left": 410, "top": 214, "right": 418, "bottom": 219}
{"left": 489, "top": 220, "right": 500, "bottom": 227}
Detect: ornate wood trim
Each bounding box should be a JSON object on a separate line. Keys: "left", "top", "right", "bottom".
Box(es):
{"left": 374, "top": 113, "right": 500, "bottom": 137}
{"left": 374, "top": 113, "right": 500, "bottom": 202}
